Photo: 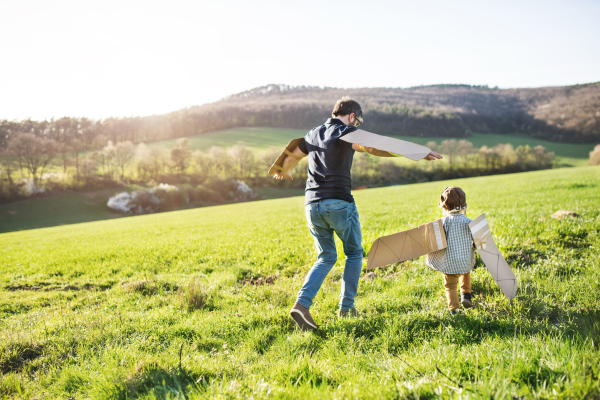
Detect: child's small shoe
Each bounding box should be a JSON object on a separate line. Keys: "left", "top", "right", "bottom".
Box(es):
{"left": 461, "top": 293, "right": 473, "bottom": 308}
{"left": 449, "top": 309, "right": 460, "bottom": 315}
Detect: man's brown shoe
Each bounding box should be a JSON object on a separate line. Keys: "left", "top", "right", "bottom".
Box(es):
{"left": 290, "top": 303, "right": 318, "bottom": 331}
{"left": 337, "top": 307, "right": 359, "bottom": 317}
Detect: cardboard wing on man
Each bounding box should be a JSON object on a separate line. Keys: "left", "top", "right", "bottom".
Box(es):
{"left": 267, "top": 130, "right": 433, "bottom": 176}
{"left": 367, "top": 213, "right": 517, "bottom": 301}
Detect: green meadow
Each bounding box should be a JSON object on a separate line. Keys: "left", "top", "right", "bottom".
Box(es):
{"left": 1, "top": 166, "right": 599, "bottom": 398}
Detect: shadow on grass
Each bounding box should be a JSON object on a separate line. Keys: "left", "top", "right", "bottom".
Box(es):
{"left": 117, "top": 362, "right": 214, "bottom": 400}
{"left": 0, "top": 190, "right": 125, "bottom": 234}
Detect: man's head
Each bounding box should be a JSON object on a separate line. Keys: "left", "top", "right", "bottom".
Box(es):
{"left": 439, "top": 186, "right": 467, "bottom": 212}
{"left": 332, "top": 96, "right": 363, "bottom": 127}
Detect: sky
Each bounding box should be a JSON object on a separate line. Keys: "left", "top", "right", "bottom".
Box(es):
{"left": 1, "top": 0, "right": 599, "bottom": 121}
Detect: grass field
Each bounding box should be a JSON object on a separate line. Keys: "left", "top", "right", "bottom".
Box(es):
{"left": 147, "top": 127, "right": 307, "bottom": 153}
{"left": 1, "top": 166, "right": 599, "bottom": 398}
{"left": 149, "top": 127, "right": 596, "bottom": 167}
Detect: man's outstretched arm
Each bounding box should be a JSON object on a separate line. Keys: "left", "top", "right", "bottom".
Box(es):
{"left": 273, "top": 145, "right": 307, "bottom": 180}
{"left": 352, "top": 143, "right": 442, "bottom": 161}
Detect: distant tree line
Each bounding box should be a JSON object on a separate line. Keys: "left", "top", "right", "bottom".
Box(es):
{"left": 0, "top": 132, "right": 556, "bottom": 206}
{"left": 1, "top": 83, "right": 599, "bottom": 151}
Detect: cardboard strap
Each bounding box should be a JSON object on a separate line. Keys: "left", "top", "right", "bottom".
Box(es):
{"left": 473, "top": 230, "right": 492, "bottom": 250}
{"left": 470, "top": 215, "right": 492, "bottom": 250}
{"left": 284, "top": 149, "right": 302, "bottom": 160}
{"left": 268, "top": 138, "right": 305, "bottom": 176}
{"left": 424, "top": 219, "right": 446, "bottom": 253}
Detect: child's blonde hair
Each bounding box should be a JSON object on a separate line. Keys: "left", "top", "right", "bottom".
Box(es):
{"left": 439, "top": 186, "right": 467, "bottom": 212}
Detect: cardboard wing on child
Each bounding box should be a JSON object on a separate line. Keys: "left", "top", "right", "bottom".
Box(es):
{"left": 366, "top": 213, "right": 517, "bottom": 301}
{"left": 366, "top": 219, "right": 447, "bottom": 270}
{"left": 469, "top": 213, "right": 517, "bottom": 301}
{"left": 268, "top": 131, "right": 432, "bottom": 175}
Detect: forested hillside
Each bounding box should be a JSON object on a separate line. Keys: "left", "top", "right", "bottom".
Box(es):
{"left": 1, "top": 82, "right": 599, "bottom": 150}
{"left": 191, "top": 83, "right": 600, "bottom": 142}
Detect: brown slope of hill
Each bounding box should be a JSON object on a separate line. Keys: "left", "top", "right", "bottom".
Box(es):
{"left": 1, "top": 83, "right": 598, "bottom": 149}
{"left": 185, "top": 83, "right": 600, "bottom": 142}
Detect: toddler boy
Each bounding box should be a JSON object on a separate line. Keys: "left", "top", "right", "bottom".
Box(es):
{"left": 426, "top": 186, "right": 476, "bottom": 314}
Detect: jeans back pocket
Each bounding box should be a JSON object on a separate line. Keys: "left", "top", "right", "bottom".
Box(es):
{"left": 323, "top": 202, "right": 352, "bottom": 231}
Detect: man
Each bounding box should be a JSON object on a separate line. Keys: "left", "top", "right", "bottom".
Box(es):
{"left": 273, "top": 97, "right": 442, "bottom": 331}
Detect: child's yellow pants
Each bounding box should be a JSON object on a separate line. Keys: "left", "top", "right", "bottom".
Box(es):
{"left": 443, "top": 272, "right": 472, "bottom": 311}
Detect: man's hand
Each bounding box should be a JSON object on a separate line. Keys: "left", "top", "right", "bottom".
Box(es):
{"left": 424, "top": 151, "right": 442, "bottom": 161}
{"left": 273, "top": 171, "right": 293, "bottom": 180}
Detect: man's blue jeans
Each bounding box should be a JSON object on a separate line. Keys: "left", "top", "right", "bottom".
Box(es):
{"left": 296, "top": 199, "right": 364, "bottom": 312}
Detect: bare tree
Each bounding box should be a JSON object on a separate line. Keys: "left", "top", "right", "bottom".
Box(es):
{"left": 100, "top": 140, "right": 116, "bottom": 181}
{"left": 114, "top": 141, "right": 135, "bottom": 181}
{"left": 192, "top": 150, "right": 210, "bottom": 181}
{"left": 478, "top": 146, "right": 493, "bottom": 172}
{"left": 91, "top": 134, "right": 108, "bottom": 150}
{"left": 438, "top": 139, "right": 460, "bottom": 175}
{"left": 228, "top": 144, "right": 255, "bottom": 178}
{"left": 515, "top": 145, "right": 532, "bottom": 170}
{"left": 457, "top": 140, "right": 476, "bottom": 170}
{"left": 497, "top": 143, "right": 516, "bottom": 170}
{"left": 57, "top": 142, "right": 73, "bottom": 177}
{"left": 134, "top": 143, "right": 151, "bottom": 180}
{"left": 532, "top": 145, "right": 555, "bottom": 169}
{"left": 209, "top": 146, "right": 232, "bottom": 175}
{"left": 81, "top": 153, "right": 99, "bottom": 185}
{"left": 0, "top": 148, "right": 16, "bottom": 188}
{"left": 148, "top": 146, "right": 170, "bottom": 181}
{"left": 70, "top": 139, "right": 85, "bottom": 184}
{"left": 170, "top": 138, "right": 192, "bottom": 175}
{"left": 7, "top": 133, "right": 59, "bottom": 184}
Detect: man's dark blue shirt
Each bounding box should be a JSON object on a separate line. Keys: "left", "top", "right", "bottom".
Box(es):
{"left": 299, "top": 118, "right": 357, "bottom": 205}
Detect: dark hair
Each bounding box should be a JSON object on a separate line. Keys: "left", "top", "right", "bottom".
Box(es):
{"left": 439, "top": 186, "right": 467, "bottom": 211}
{"left": 332, "top": 96, "right": 362, "bottom": 118}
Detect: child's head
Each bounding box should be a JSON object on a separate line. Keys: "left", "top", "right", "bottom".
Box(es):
{"left": 439, "top": 186, "right": 467, "bottom": 214}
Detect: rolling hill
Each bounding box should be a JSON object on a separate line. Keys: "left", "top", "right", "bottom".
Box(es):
{"left": 2, "top": 82, "right": 599, "bottom": 150}
{"left": 183, "top": 82, "right": 600, "bottom": 143}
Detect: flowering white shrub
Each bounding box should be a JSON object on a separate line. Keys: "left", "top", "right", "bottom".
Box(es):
{"left": 107, "top": 192, "right": 136, "bottom": 213}
{"left": 231, "top": 180, "right": 258, "bottom": 201}
{"left": 107, "top": 184, "right": 178, "bottom": 214}
{"left": 107, "top": 181, "right": 259, "bottom": 214}
{"left": 20, "top": 178, "right": 45, "bottom": 196}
